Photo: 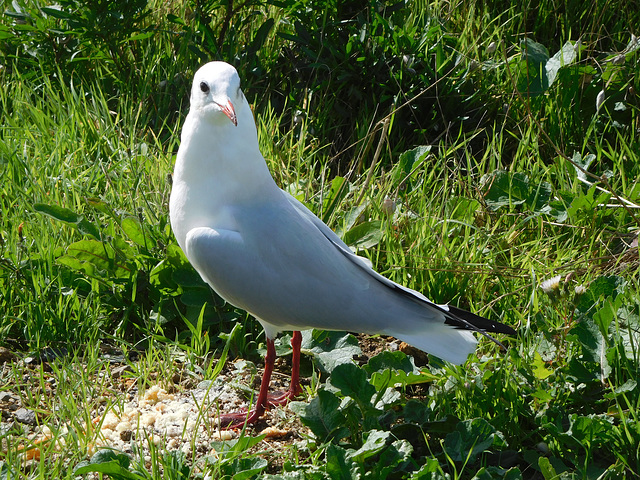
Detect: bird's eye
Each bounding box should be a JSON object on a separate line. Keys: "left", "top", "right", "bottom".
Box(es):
{"left": 200, "top": 82, "right": 209, "bottom": 93}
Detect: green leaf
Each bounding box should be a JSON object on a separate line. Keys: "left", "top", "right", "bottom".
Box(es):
{"left": 321, "top": 176, "right": 347, "bottom": 223}
{"left": 179, "top": 287, "right": 213, "bottom": 307}
{"left": 330, "top": 363, "right": 376, "bottom": 405}
{"left": 531, "top": 388, "right": 553, "bottom": 403}
{"left": 290, "top": 390, "right": 349, "bottom": 441}
{"left": 250, "top": 18, "right": 274, "bottom": 52}
{"left": 377, "top": 439, "right": 413, "bottom": 479}
{"left": 566, "top": 184, "right": 611, "bottom": 221}
{"left": 325, "top": 444, "right": 358, "bottom": 480}
{"left": 349, "top": 430, "right": 390, "bottom": 461}
{"left": 443, "top": 418, "right": 507, "bottom": 463}
{"left": 40, "top": 6, "right": 74, "bottom": 20}
{"left": 76, "top": 218, "right": 101, "bottom": 238}
{"left": 230, "top": 458, "right": 268, "bottom": 480}
{"left": 538, "top": 457, "right": 558, "bottom": 480}
{"left": 392, "top": 145, "right": 431, "bottom": 195}
{"left": 445, "top": 196, "right": 481, "bottom": 222}
{"left": 593, "top": 297, "right": 618, "bottom": 335}
{"left": 545, "top": 41, "right": 578, "bottom": 86}
{"left": 302, "top": 330, "right": 361, "bottom": 374}
{"left": 121, "top": 216, "right": 146, "bottom": 246}
{"left": 569, "top": 319, "right": 611, "bottom": 379}
{"left": 603, "top": 379, "right": 637, "bottom": 400}
{"left": 568, "top": 414, "right": 614, "bottom": 446}
{"left": 364, "top": 350, "right": 416, "bottom": 374}
{"left": 86, "top": 197, "right": 116, "bottom": 216}
{"left": 402, "top": 399, "right": 432, "bottom": 425}
{"left": 517, "top": 38, "right": 550, "bottom": 95}
{"left": 211, "top": 434, "right": 266, "bottom": 458}
{"left": 538, "top": 199, "right": 569, "bottom": 223}
{"left": 616, "top": 306, "right": 640, "bottom": 359}
{"left": 172, "top": 267, "right": 205, "bottom": 288}
{"left": 364, "top": 351, "right": 436, "bottom": 390}
{"left": 503, "top": 467, "right": 525, "bottom": 480}
{"left": 523, "top": 39, "right": 550, "bottom": 64}
{"left": 57, "top": 239, "right": 132, "bottom": 279}
{"left": 343, "top": 220, "right": 383, "bottom": 249}
{"left": 575, "top": 275, "right": 625, "bottom": 315}
{"left": 166, "top": 13, "right": 184, "bottom": 24}
{"left": 409, "top": 458, "right": 441, "bottom": 478}
{"left": 571, "top": 152, "right": 596, "bottom": 182}
{"left": 339, "top": 203, "right": 368, "bottom": 234}
{"left": 532, "top": 352, "right": 553, "bottom": 380}
{"left": 0, "top": 462, "right": 17, "bottom": 480}
{"left": 481, "top": 170, "right": 550, "bottom": 212}
{"left": 126, "top": 31, "right": 154, "bottom": 41}
{"left": 34, "top": 203, "right": 100, "bottom": 238}
{"left": 73, "top": 450, "right": 144, "bottom": 479}
{"left": 34, "top": 203, "right": 81, "bottom": 223}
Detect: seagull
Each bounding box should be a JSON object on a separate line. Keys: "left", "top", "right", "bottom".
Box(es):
{"left": 169, "top": 61, "right": 516, "bottom": 428}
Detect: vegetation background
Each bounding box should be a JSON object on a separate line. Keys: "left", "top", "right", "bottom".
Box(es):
{"left": 1, "top": 0, "right": 639, "bottom": 478}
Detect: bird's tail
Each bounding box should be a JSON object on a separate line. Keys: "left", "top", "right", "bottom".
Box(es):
{"left": 391, "top": 323, "right": 478, "bottom": 365}
{"left": 386, "top": 306, "right": 516, "bottom": 365}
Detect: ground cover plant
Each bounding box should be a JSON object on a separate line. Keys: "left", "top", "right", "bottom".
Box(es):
{"left": 1, "top": 0, "right": 639, "bottom": 478}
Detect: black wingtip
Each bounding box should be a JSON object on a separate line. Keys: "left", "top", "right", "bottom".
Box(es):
{"left": 442, "top": 305, "right": 516, "bottom": 351}
{"left": 444, "top": 305, "right": 517, "bottom": 335}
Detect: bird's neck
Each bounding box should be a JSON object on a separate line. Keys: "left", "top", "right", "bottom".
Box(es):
{"left": 174, "top": 107, "right": 277, "bottom": 193}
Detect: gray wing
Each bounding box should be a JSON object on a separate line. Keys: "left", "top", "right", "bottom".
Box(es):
{"left": 285, "top": 192, "right": 514, "bottom": 337}
{"left": 284, "top": 193, "right": 440, "bottom": 306}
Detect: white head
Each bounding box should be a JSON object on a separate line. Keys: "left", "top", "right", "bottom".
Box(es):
{"left": 189, "top": 61, "right": 246, "bottom": 126}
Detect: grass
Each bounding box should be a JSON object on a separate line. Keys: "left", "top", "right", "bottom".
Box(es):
{"left": 1, "top": 0, "right": 640, "bottom": 478}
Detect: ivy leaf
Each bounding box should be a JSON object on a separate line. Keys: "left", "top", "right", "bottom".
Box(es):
{"left": 377, "top": 439, "right": 413, "bottom": 479}
{"left": 349, "top": 430, "right": 390, "bottom": 461}
{"left": 302, "top": 330, "right": 361, "bottom": 374}
{"left": 443, "top": 418, "right": 507, "bottom": 463}
{"left": 330, "top": 363, "right": 376, "bottom": 405}
{"left": 290, "top": 390, "right": 349, "bottom": 442}
{"left": 325, "top": 444, "right": 359, "bottom": 480}
{"left": 363, "top": 351, "right": 436, "bottom": 390}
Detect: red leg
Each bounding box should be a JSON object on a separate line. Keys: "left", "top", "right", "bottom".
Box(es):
{"left": 217, "top": 336, "right": 277, "bottom": 429}
{"left": 268, "top": 330, "right": 303, "bottom": 406}
{"left": 217, "top": 331, "right": 303, "bottom": 429}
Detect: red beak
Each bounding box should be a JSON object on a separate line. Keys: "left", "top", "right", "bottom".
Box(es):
{"left": 219, "top": 99, "right": 237, "bottom": 126}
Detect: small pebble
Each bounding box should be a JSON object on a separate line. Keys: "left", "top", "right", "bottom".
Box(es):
{"left": 14, "top": 408, "right": 37, "bottom": 425}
